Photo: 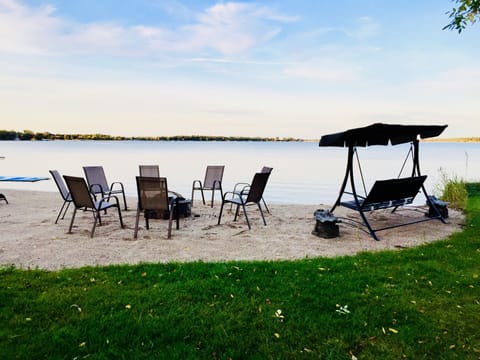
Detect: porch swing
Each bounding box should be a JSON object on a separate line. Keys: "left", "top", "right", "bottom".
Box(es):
{"left": 319, "top": 123, "right": 448, "bottom": 241}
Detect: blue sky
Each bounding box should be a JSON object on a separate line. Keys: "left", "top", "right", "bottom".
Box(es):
{"left": 1, "top": 0, "right": 479, "bottom": 138}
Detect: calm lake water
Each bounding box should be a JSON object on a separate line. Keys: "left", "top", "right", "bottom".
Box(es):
{"left": 1, "top": 140, "right": 479, "bottom": 205}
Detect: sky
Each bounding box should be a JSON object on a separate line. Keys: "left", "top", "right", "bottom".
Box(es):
{"left": 1, "top": 0, "right": 479, "bottom": 139}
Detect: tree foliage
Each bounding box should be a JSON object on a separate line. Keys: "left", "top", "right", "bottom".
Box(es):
{"left": 444, "top": 0, "right": 480, "bottom": 32}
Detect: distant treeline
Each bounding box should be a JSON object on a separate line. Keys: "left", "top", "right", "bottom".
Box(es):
{"left": 424, "top": 137, "right": 480, "bottom": 143}
{"left": 0, "top": 130, "right": 302, "bottom": 142}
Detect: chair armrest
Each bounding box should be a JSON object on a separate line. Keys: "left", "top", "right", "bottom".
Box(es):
{"left": 97, "top": 195, "right": 121, "bottom": 210}
{"left": 110, "top": 181, "right": 124, "bottom": 192}
{"left": 344, "top": 191, "right": 366, "bottom": 200}
{"left": 90, "top": 183, "right": 104, "bottom": 195}
{"left": 223, "top": 191, "right": 243, "bottom": 201}
{"left": 233, "top": 182, "right": 250, "bottom": 192}
{"left": 168, "top": 191, "right": 183, "bottom": 198}
{"left": 168, "top": 195, "right": 178, "bottom": 207}
{"left": 212, "top": 179, "right": 222, "bottom": 191}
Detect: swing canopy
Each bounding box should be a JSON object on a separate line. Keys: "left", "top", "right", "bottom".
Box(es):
{"left": 319, "top": 123, "right": 447, "bottom": 147}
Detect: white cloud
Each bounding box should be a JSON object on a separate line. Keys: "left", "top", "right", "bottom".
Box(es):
{"left": 0, "top": 0, "right": 63, "bottom": 54}
{"left": 300, "top": 16, "right": 380, "bottom": 43}
{"left": 0, "top": 0, "right": 297, "bottom": 57}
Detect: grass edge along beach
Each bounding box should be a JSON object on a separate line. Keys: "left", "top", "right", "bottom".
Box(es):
{"left": 1, "top": 183, "right": 479, "bottom": 359}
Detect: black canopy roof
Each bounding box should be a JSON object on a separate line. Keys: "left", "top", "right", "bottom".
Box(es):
{"left": 319, "top": 123, "right": 447, "bottom": 147}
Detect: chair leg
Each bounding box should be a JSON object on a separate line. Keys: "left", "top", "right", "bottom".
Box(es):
{"left": 90, "top": 212, "right": 99, "bottom": 238}
{"left": 134, "top": 204, "right": 141, "bottom": 239}
{"left": 121, "top": 191, "right": 127, "bottom": 211}
{"left": 117, "top": 204, "right": 124, "bottom": 228}
{"left": 261, "top": 197, "right": 270, "bottom": 214}
{"left": 96, "top": 211, "right": 102, "bottom": 226}
{"left": 55, "top": 200, "right": 68, "bottom": 224}
{"left": 61, "top": 201, "right": 71, "bottom": 220}
{"left": 234, "top": 204, "right": 240, "bottom": 221}
{"left": 167, "top": 203, "right": 175, "bottom": 239}
{"left": 115, "top": 184, "right": 127, "bottom": 211}
{"left": 68, "top": 207, "right": 77, "bottom": 234}
{"left": 192, "top": 181, "right": 206, "bottom": 206}
{"left": 175, "top": 199, "right": 180, "bottom": 230}
{"left": 257, "top": 203, "right": 267, "bottom": 226}
{"left": 217, "top": 201, "right": 225, "bottom": 225}
{"left": 211, "top": 182, "right": 223, "bottom": 208}
{"left": 0, "top": 193, "right": 8, "bottom": 204}
{"left": 242, "top": 204, "right": 251, "bottom": 230}
{"left": 145, "top": 211, "right": 150, "bottom": 230}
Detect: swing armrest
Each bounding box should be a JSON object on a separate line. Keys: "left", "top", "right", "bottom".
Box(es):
{"left": 344, "top": 191, "right": 366, "bottom": 200}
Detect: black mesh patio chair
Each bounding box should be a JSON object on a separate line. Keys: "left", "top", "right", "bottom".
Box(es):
{"left": 218, "top": 172, "right": 270, "bottom": 230}
{"left": 63, "top": 175, "right": 124, "bottom": 238}
{"left": 191, "top": 165, "right": 224, "bottom": 207}
{"left": 134, "top": 176, "right": 178, "bottom": 239}
{"left": 83, "top": 166, "right": 127, "bottom": 210}
{"left": 231, "top": 166, "right": 273, "bottom": 213}
{"left": 49, "top": 170, "right": 73, "bottom": 223}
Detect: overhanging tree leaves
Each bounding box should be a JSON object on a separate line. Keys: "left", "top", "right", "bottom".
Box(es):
{"left": 444, "top": 0, "right": 480, "bottom": 32}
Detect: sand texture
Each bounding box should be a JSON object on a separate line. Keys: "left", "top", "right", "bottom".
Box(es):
{"left": 0, "top": 189, "right": 464, "bottom": 271}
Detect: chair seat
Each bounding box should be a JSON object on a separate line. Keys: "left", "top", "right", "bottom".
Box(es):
{"left": 222, "top": 192, "right": 249, "bottom": 207}
{"left": 94, "top": 199, "right": 118, "bottom": 211}
{"left": 341, "top": 197, "right": 413, "bottom": 211}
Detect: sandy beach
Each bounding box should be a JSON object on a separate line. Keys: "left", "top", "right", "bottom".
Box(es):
{"left": 0, "top": 189, "right": 464, "bottom": 271}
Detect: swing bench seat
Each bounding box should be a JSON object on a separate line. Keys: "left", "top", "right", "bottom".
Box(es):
{"left": 338, "top": 175, "right": 443, "bottom": 241}
{"left": 341, "top": 175, "right": 427, "bottom": 212}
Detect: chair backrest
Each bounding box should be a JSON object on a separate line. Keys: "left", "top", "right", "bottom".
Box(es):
{"left": 363, "top": 175, "right": 427, "bottom": 207}
{"left": 139, "top": 165, "right": 160, "bottom": 177}
{"left": 49, "top": 170, "right": 70, "bottom": 200}
{"left": 136, "top": 176, "right": 169, "bottom": 212}
{"left": 63, "top": 175, "right": 95, "bottom": 209}
{"left": 204, "top": 165, "right": 224, "bottom": 189}
{"left": 83, "top": 166, "right": 109, "bottom": 193}
{"left": 261, "top": 166, "right": 273, "bottom": 174}
{"left": 245, "top": 172, "right": 270, "bottom": 203}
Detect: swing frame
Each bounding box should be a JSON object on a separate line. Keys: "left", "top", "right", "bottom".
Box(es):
{"left": 319, "top": 123, "right": 448, "bottom": 241}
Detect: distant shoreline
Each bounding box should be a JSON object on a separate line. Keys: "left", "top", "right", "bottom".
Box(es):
{"left": 1, "top": 129, "right": 479, "bottom": 143}
{"left": 0, "top": 130, "right": 303, "bottom": 142}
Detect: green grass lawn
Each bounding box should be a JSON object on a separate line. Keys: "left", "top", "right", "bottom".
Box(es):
{"left": 1, "top": 184, "right": 480, "bottom": 359}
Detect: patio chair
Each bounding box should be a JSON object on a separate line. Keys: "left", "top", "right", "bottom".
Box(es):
{"left": 49, "top": 170, "right": 73, "bottom": 223}
{"left": 83, "top": 166, "right": 127, "bottom": 210}
{"left": 63, "top": 175, "right": 124, "bottom": 238}
{"left": 134, "top": 176, "right": 178, "bottom": 239}
{"left": 139, "top": 165, "right": 160, "bottom": 177}
{"left": 231, "top": 166, "right": 273, "bottom": 213}
{"left": 191, "top": 165, "right": 224, "bottom": 207}
{"left": 218, "top": 172, "right": 270, "bottom": 230}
